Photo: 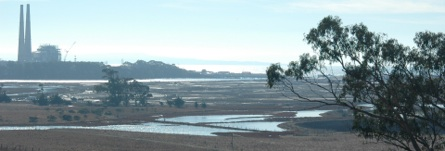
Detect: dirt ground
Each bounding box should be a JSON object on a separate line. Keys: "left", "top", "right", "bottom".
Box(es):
{"left": 0, "top": 80, "right": 394, "bottom": 151}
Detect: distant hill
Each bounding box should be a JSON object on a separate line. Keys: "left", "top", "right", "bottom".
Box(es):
{"left": 0, "top": 60, "right": 264, "bottom": 80}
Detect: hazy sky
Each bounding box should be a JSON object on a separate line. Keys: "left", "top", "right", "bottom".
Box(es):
{"left": 0, "top": 0, "right": 444, "bottom": 73}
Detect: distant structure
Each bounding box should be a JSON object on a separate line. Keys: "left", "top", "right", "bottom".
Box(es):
{"left": 33, "top": 45, "right": 61, "bottom": 62}
{"left": 17, "top": 4, "right": 61, "bottom": 62}
{"left": 17, "top": 4, "right": 32, "bottom": 62}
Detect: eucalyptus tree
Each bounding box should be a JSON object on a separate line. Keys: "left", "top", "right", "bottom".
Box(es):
{"left": 267, "top": 16, "right": 445, "bottom": 151}
{"left": 95, "top": 68, "right": 152, "bottom": 107}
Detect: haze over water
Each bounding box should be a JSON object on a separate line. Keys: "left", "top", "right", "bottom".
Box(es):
{"left": 0, "top": 1, "right": 443, "bottom": 74}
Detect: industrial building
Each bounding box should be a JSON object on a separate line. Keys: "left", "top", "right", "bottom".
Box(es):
{"left": 33, "top": 45, "right": 61, "bottom": 62}
{"left": 17, "top": 4, "right": 61, "bottom": 62}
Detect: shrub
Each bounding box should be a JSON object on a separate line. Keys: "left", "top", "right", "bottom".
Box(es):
{"left": 56, "top": 108, "right": 64, "bottom": 115}
{"left": 0, "top": 92, "right": 12, "bottom": 103}
{"left": 173, "top": 97, "right": 185, "bottom": 108}
{"left": 194, "top": 102, "right": 199, "bottom": 108}
{"left": 115, "top": 108, "right": 123, "bottom": 113}
{"left": 73, "top": 116, "right": 81, "bottom": 121}
{"left": 62, "top": 115, "right": 72, "bottom": 121}
{"left": 91, "top": 108, "right": 104, "bottom": 116}
{"left": 201, "top": 102, "right": 207, "bottom": 109}
{"left": 47, "top": 115, "right": 57, "bottom": 122}
{"left": 104, "top": 111, "right": 112, "bottom": 115}
{"left": 78, "top": 108, "right": 90, "bottom": 114}
{"left": 166, "top": 101, "right": 173, "bottom": 107}
{"left": 29, "top": 116, "right": 38, "bottom": 123}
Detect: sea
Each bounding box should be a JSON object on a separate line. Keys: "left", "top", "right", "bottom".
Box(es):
{"left": 176, "top": 64, "right": 268, "bottom": 74}
{"left": 176, "top": 64, "right": 345, "bottom": 75}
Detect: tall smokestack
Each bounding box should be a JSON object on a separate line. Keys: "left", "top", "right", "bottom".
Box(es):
{"left": 17, "top": 5, "right": 25, "bottom": 62}
{"left": 24, "top": 4, "right": 32, "bottom": 61}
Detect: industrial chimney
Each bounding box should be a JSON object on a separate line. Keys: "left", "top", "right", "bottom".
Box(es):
{"left": 17, "top": 5, "right": 25, "bottom": 62}
{"left": 17, "top": 4, "right": 32, "bottom": 62}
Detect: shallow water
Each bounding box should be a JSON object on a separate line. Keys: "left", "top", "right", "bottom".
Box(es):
{"left": 161, "top": 114, "right": 270, "bottom": 123}
{"left": 0, "top": 110, "right": 329, "bottom": 136}
{"left": 0, "top": 122, "right": 248, "bottom": 136}
{"left": 210, "top": 122, "right": 285, "bottom": 132}
{"left": 0, "top": 78, "right": 264, "bottom": 84}
{"left": 295, "top": 110, "right": 331, "bottom": 118}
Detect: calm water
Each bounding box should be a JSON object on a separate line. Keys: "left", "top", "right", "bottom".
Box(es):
{"left": 0, "top": 78, "right": 264, "bottom": 84}
{"left": 296, "top": 110, "right": 331, "bottom": 118}
{"left": 160, "top": 114, "right": 270, "bottom": 123}
{"left": 0, "top": 122, "right": 248, "bottom": 136}
{"left": 210, "top": 122, "right": 285, "bottom": 132}
{"left": 0, "top": 110, "right": 330, "bottom": 136}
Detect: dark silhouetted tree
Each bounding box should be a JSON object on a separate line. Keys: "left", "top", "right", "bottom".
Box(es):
{"left": 267, "top": 16, "right": 445, "bottom": 151}
{"left": 173, "top": 97, "right": 185, "bottom": 108}
{"left": 201, "top": 102, "right": 207, "bottom": 109}
{"left": 0, "top": 84, "right": 11, "bottom": 103}
{"left": 34, "top": 93, "right": 49, "bottom": 106}
{"left": 95, "top": 67, "right": 151, "bottom": 107}
{"left": 49, "top": 94, "right": 70, "bottom": 105}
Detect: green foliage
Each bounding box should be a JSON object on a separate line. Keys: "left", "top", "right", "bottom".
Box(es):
{"left": 267, "top": 16, "right": 445, "bottom": 151}
{"left": 104, "top": 111, "right": 112, "bottom": 115}
{"left": 62, "top": 115, "right": 72, "bottom": 121}
{"left": 0, "top": 84, "right": 11, "bottom": 103}
{"left": 49, "top": 94, "right": 70, "bottom": 105}
{"left": 73, "top": 115, "right": 81, "bottom": 121}
{"left": 0, "top": 92, "right": 11, "bottom": 103}
{"left": 56, "top": 108, "right": 64, "bottom": 115}
{"left": 201, "top": 102, "right": 207, "bottom": 109}
{"left": 173, "top": 97, "right": 185, "bottom": 108}
{"left": 28, "top": 116, "right": 38, "bottom": 123}
{"left": 95, "top": 68, "right": 152, "bottom": 107}
{"left": 115, "top": 108, "right": 123, "bottom": 113}
{"left": 34, "top": 93, "right": 70, "bottom": 106}
{"left": 91, "top": 108, "right": 105, "bottom": 116}
{"left": 78, "top": 108, "right": 90, "bottom": 114}
{"left": 166, "top": 100, "right": 173, "bottom": 107}
{"left": 34, "top": 93, "right": 49, "bottom": 106}
{"left": 47, "top": 115, "right": 57, "bottom": 122}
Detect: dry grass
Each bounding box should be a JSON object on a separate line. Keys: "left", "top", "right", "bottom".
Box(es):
{"left": 0, "top": 130, "right": 392, "bottom": 151}
{"left": 0, "top": 80, "right": 396, "bottom": 150}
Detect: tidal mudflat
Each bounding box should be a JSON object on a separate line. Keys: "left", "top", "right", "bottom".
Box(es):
{"left": 0, "top": 79, "right": 391, "bottom": 150}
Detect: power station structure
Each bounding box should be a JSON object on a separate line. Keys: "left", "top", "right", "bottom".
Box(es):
{"left": 17, "top": 4, "right": 61, "bottom": 62}
{"left": 17, "top": 4, "right": 32, "bottom": 62}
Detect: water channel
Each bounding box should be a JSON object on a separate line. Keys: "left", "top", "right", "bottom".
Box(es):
{"left": 0, "top": 110, "right": 331, "bottom": 136}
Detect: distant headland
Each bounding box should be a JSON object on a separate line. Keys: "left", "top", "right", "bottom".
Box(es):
{"left": 0, "top": 60, "right": 265, "bottom": 80}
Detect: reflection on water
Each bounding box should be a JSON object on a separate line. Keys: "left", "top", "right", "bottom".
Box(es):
{"left": 161, "top": 115, "right": 270, "bottom": 123}
{"left": 210, "top": 122, "right": 285, "bottom": 132}
{"left": 296, "top": 110, "right": 331, "bottom": 118}
{"left": 0, "top": 110, "right": 331, "bottom": 136}
{"left": 0, "top": 122, "right": 248, "bottom": 136}
{"left": 0, "top": 78, "right": 264, "bottom": 84}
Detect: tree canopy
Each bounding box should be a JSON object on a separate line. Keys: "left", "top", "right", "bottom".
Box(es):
{"left": 94, "top": 68, "right": 152, "bottom": 106}
{"left": 0, "top": 84, "right": 11, "bottom": 103}
{"left": 267, "top": 16, "right": 445, "bottom": 151}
